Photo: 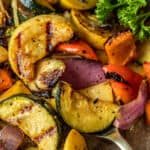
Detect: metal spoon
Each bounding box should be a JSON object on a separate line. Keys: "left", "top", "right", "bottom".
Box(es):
{"left": 95, "top": 127, "right": 132, "bottom": 150}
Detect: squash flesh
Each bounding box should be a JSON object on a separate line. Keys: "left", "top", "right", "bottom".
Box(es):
{"left": 71, "top": 10, "right": 113, "bottom": 50}
{"left": 9, "top": 14, "right": 73, "bottom": 83}
{"left": 60, "top": 0, "right": 98, "bottom": 10}
{"left": 79, "top": 81, "right": 114, "bottom": 102}
{"left": 64, "top": 129, "right": 88, "bottom": 150}
{"left": 0, "top": 80, "right": 31, "bottom": 102}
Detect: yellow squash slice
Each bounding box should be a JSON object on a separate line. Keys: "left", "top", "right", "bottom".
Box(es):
{"left": 64, "top": 129, "right": 88, "bottom": 150}
{"left": 71, "top": 10, "right": 113, "bottom": 50}
{"left": 60, "top": 0, "right": 98, "bottom": 10}
{"left": 8, "top": 14, "right": 73, "bottom": 87}
{"left": 0, "top": 80, "right": 31, "bottom": 102}
{"left": 0, "top": 46, "right": 8, "bottom": 63}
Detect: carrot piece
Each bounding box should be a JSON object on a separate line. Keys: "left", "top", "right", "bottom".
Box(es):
{"left": 0, "top": 69, "right": 13, "bottom": 92}
{"left": 55, "top": 40, "right": 98, "bottom": 61}
{"left": 143, "top": 62, "right": 150, "bottom": 80}
{"left": 105, "top": 31, "right": 137, "bottom": 65}
{"left": 145, "top": 100, "right": 150, "bottom": 125}
{"left": 110, "top": 80, "right": 137, "bottom": 104}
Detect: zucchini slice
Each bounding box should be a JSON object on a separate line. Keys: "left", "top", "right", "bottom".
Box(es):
{"left": 0, "top": 95, "right": 59, "bottom": 150}
{"left": 19, "top": 0, "right": 53, "bottom": 14}
{"left": 52, "top": 82, "right": 119, "bottom": 133}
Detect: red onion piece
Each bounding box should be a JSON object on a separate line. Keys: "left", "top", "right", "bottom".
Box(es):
{"left": 0, "top": 125, "right": 24, "bottom": 150}
{"left": 114, "top": 80, "right": 148, "bottom": 130}
{"left": 61, "top": 58, "right": 106, "bottom": 89}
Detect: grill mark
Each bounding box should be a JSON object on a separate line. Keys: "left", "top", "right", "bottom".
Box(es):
{"left": 17, "top": 33, "right": 22, "bottom": 49}
{"left": 105, "top": 72, "right": 129, "bottom": 85}
{"left": 7, "top": 105, "right": 34, "bottom": 124}
{"left": 20, "top": 105, "right": 33, "bottom": 114}
{"left": 17, "top": 51, "right": 22, "bottom": 76}
{"left": 39, "top": 69, "right": 63, "bottom": 88}
{"left": 16, "top": 33, "right": 22, "bottom": 75}
{"left": 46, "top": 22, "right": 53, "bottom": 53}
{"left": 34, "top": 127, "right": 57, "bottom": 143}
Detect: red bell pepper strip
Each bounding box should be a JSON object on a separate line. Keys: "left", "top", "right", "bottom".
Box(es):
{"left": 55, "top": 40, "right": 98, "bottom": 61}
{"left": 103, "top": 64, "right": 143, "bottom": 103}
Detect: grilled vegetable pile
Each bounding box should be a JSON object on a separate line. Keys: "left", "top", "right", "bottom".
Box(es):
{"left": 0, "top": 0, "right": 149, "bottom": 149}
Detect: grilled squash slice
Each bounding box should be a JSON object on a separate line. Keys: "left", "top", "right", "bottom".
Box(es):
{"left": 28, "top": 58, "right": 65, "bottom": 92}
{"left": 52, "top": 81, "right": 119, "bottom": 133}
{"left": 0, "top": 95, "right": 60, "bottom": 150}
{"left": 0, "top": 80, "right": 31, "bottom": 102}
{"left": 0, "top": 46, "right": 8, "bottom": 63}
{"left": 64, "top": 129, "right": 88, "bottom": 150}
{"left": 8, "top": 14, "right": 73, "bottom": 83}
{"left": 137, "top": 40, "right": 150, "bottom": 64}
{"left": 71, "top": 10, "right": 113, "bottom": 50}
{"left": 79, "top": 81, "right": 114, "bottom": 102}
{"left": 60, "top": 0, "right": 97, "bottom": 10}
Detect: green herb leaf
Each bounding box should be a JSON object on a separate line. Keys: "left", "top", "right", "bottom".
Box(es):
{"left": 95, "top": 0, "right": 150, "bottom": 41}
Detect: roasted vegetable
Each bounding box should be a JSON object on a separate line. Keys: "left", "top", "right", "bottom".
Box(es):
{"left": 52, "top": 81, "right": 119, "bottom": 133}
{"left": 127, "top": 62, "right": 144, "bottom": 77}
{"left": 8, "top": 14, "right": 73, "bottom": 87}
{"left": 105, "top": 31, "right": 137, "bottom": 65}
{"left": 95, "top": 49, "right": 108, "bottom": 64}
{"left": 19, "top": 0, "right": 53, "bottom": 15}
{"left": 25, "top": 147, "right": 38, "bottom": 150}
{"left": 114, "top": 80, "right": 148, "bottom": 129}
{"left": 63, "top": 129, "right": 88, "bottom": 150}
{"left": 0, "top": 46, "right": 8, "bottom": 63}
{"left": 35, "top": 0, "right": 57, "bottom": 8}
{"left": 0, "top": 125, "right": 24, "bottom": 150}
{"left": 95, "top": 0, "right": 150, "bottom": 41}
{"left": 71, "top": 10, "right": 113, "bottom": 50}
{"left": 0, "top": 0, "right": 10, "bottom": 25}
{"left": 55, "top": 40, "right": 98, "bottom": 61}
{"left": 0, "top": 80, "right": 31, "bottom": 102}
{"left": 104, "top": 64, "right": 143, "bottom": 97}
{"left": 143, "top": 62, "right": 150, "bottom": 81}
{"left": 137, "top": 40, "right": 150, "bottom": 64}
{"left": 28, "top": 58, "right": 65, "bottom": 92}
{"left": 104, "top": 64, "right": 143, "bottom": 103}
{"left": 61, "top": 58, "right": 106, "bottom": 90}
{"left": 110, "top": 80, "right": 137, "bottom": 104}
{"left": 46, "top": 98, "right": 56, "bottom": 111}
{"left": 60, "top": 0, "right": 97, "bottom": 10}
{"left": 0, "top": 95, "right": 60, "bottom": 150}
{"left": 145, "top": 99, "right": 150, "bottom": 125}
{"left": 0, "top": 69, "right": 13, "bottom": 93}
{"left": 79, "top": 81, "right": 114, "bottom": 102}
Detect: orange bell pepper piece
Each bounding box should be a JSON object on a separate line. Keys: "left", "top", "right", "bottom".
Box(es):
{"left": 0, "top": 69, "right": 13, "bottom": 92}
{"left": 105, "top": 31, "right": 137, "bottom": 65}
{"left": 145, "top": 99, "right": 150, "bottom": 125}
{"left": 55, "top": 40, "right": 98, "bottom": 61}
